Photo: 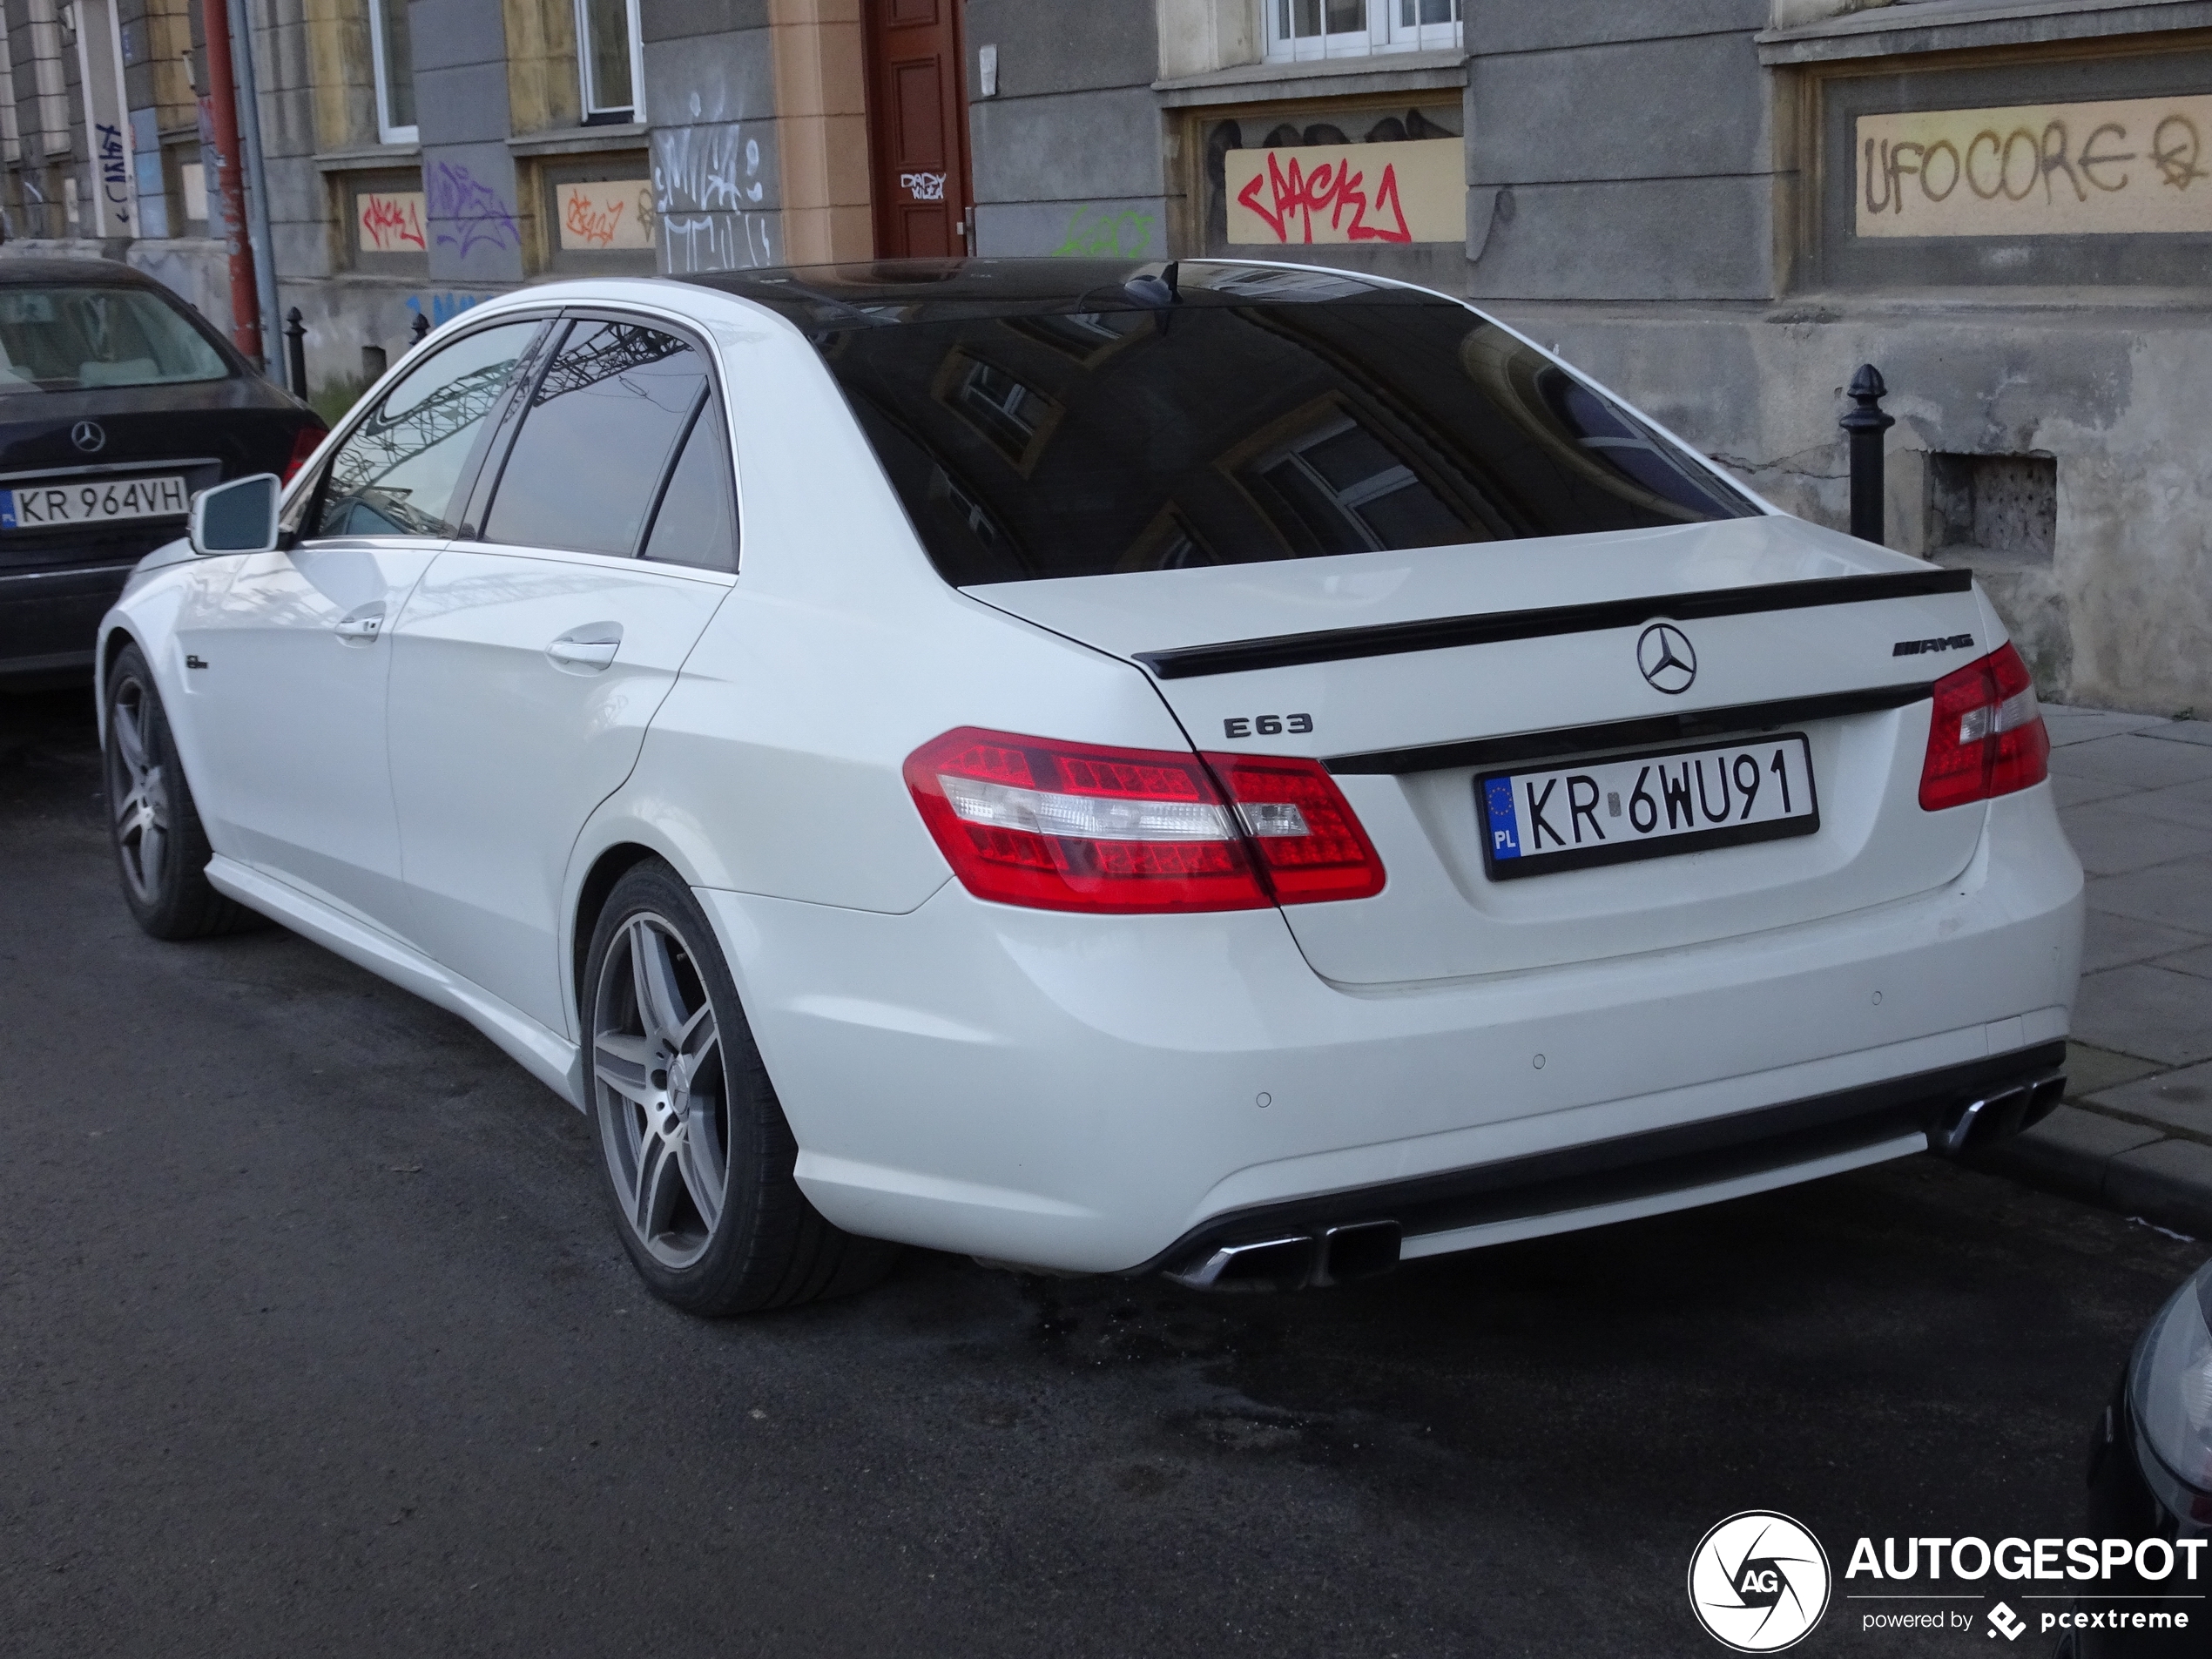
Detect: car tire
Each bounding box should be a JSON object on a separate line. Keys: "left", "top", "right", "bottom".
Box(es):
{"left": 103, "top": 641, "right": 265, "bottom": 941}
{"left": 583, "top": 860, "right": 899, "bottom": 1315}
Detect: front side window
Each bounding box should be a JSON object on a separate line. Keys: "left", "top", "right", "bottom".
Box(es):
{"left": 815, "top": 290, "right": 1753, "bottom": 588}
{"left": 0, "top": 287, "right": 231, "bottom": 393}
{"left": 1266, "top": 0, "right": 1461, "bottom": 60}
{"left": 483, "top": 320, "right": 709, "bottom": 556}
{"left": 368, "top": 0, "right": 417, "bottom": 145}
{"left": 577, "top": 0, "right": 643, "bottom": 121}
{"left": 311, "top": 320, "right": 542, "bottom": 538}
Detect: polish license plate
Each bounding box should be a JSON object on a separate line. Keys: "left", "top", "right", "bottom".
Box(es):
{"left": 1480, "top": 733, "right": 1818, "bottom": 880}
{"left": 0, "top": 473, "right": 190, "bottom": 529}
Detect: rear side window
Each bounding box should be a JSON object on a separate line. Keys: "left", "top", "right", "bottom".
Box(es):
{"left": 815, "top": 301, "right": 1755, "bottom": 586}
{"left": 641, "top": 399, "right": 737, "bottom": 572}
{"left": 311, "top": 320, "right": 541, "bottom": 538}
{"left": 483, "top": 320, "right": 709, "bottom": 556}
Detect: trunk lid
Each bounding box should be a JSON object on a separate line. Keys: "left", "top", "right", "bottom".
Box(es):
{"left": 967, "top": 515, "right": 1993, "bottom": 984}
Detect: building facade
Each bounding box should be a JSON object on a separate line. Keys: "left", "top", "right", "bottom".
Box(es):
{"left": 1, "top": 0, "right": 2207, "bottom": 711}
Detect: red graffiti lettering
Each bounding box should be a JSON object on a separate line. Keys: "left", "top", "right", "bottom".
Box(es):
{"left": 360, "top": 195, "right": 426, "bottom": 252}
{"left": 1234, "top": 152, "right": 1413, "bottom": 245}
{"left": 563, "top": 192, "right": 628, "bottom": 248}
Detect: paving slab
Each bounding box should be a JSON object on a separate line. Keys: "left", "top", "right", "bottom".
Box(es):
{"left": 2139, "top": 719, "right": 2212, "bottom": 748}
{"left": 2067, "top": 1039, "right": 2166, "bottom": 1097}
{"left": 2073, "top": 962, "right": 2212, "bottom": 1066}
{"left": 2050, "top": 772, "right": 2141, "bottom": 809}
{"left": 2047, "top": 732, "right": 2212, "bottom": 789}
{"left": 2078, "top": 911, "right": 2212, "bottom": 974}
{"left": 2042, "top": 706, "right": 2172, "bottom": 746}
{"left": 2106, "top": 1137, "right": 2212, "bottom": 1238}
{"left": 2087, "top": 860, "right": 2212, "bottom": 935}
{"left": 2058, "top": 800, "right": 2212, "bottom": 876}
{"left": 2105, "top": 780, "right": 2212, "bottom": 833}
{"left": 2158, "top": 942, "right": 2212, "bottom": 979}
{"left": 2088, "top": 1061, "right": 2212, "bottom": 1140}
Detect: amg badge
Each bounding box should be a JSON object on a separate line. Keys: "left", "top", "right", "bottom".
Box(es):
{"left": 1893, "top": 633, "right": 1974, "bottom": 658}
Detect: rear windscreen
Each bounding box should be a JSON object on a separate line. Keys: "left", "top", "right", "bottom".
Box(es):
{"left": 813, "top": 300, "right": 1756, "bottom": 586}
{"left": 0, "top": 287, "right": 231, "bottom": 394}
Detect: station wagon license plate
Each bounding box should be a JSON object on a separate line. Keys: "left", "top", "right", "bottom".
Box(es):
{"left": 0, "top": 473, "right": 190, "bottom": 530}
{"left": 1480, "top": 733, "right": 1818, "bottom": 880}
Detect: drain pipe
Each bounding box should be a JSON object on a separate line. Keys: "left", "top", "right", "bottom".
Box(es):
{"left": 227, "top": 0, "right": 280, "bottom": 374}
{"left": 199, "top": 0, "right": 263, "bottom": 364}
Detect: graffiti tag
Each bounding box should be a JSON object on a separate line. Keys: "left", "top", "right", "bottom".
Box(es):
{"left": 1052, "top": 205, "right": 1156, "bottom": 258}
{"left": 426, "top": 161, "right": 521, "bottom": 257}
{"left": 1235, "top": 152, "right": 1412, "bottom": 245}
{"left": 360, "top": 191, "right": 427, "bottom": 253}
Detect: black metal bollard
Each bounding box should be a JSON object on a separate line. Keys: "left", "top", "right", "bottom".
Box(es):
{"left": 283, "top": 307, "right": 307, "bottom": 400}
{"left": 409, "top": 312, "right": 431, "bottom": 349}
{"left": 1840, "top": 363, "right": 1895, "bottom": 546}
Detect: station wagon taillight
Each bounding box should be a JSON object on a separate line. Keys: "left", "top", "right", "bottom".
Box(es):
{"left": 904, "top": 728, "right": 1384, "bottom": 914}
{"left": 1918, "top": 643, "right": 2051, "bottom": 812}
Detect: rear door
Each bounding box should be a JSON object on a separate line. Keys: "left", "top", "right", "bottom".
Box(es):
{"left": 385, "top": 314, "right": 736, "bottom": 1034}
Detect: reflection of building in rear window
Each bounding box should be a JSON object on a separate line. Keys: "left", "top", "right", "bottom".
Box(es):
{"left": 1245, "top": 409, "right": 1471, "bottom": 557}
{"left": 1004, "top": 310, "right": 1151, "bottom": 362}
{"left": 820, "top": 300, "right": 1756, "bottom": 587}
{"left": 1541, "top": 374, "right": 1724, "bottom": 519}
{"left": 0, "top": 287, "right": 230, "bottom": 393}
{"left": 942, "top": 353, "right": 1060, "bottom": 466}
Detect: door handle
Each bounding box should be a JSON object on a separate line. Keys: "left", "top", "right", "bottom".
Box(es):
{"left": 546, "top": 623, "right": 623, "bottom": 671}
{"left": 333, "top": 604, "right": 384, "bottom": 641}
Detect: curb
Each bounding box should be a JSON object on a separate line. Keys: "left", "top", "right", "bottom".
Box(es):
{"left": 1973, "top": 1104, "right": 2212, "bottom": 1240}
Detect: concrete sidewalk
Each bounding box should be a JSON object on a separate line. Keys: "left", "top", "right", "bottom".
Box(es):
{"left": 1975, "top": 703, "right": 2212, "bottom": 1233}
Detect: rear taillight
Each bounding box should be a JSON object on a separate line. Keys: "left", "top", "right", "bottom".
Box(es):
{"left": 904, "top": 728, "right": 1384, "bottom": 914}
{"left": 1918, "top": 643, "right": 2050, "bottom": 811}
{"left": 280, "top": 422, "right": 327, "bottom": 485}
{"left": 1202, "top": 752, "right": 1387, "bottom": 904}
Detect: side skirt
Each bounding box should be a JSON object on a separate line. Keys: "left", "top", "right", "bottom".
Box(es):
{"left": 205, "top": 855, "right": 585, "bottom": 1109}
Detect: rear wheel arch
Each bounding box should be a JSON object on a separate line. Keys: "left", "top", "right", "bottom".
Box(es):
{"left": 572, "top": 841, "right": 664, "bottom": 1026}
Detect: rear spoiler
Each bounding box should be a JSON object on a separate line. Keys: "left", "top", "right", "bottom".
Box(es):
{"left": 1132, "top": 569, "right": 1973, "bottom": 682}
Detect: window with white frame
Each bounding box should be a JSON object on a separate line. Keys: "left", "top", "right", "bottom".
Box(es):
{"left": 577, "top": 0, "right": 644, "bottom": 123}
{"left": 368, "top": 0, "right": 416, "bottom": 145}
{"left": 1264, "top": 0, "right": 1462, "bottom": 61}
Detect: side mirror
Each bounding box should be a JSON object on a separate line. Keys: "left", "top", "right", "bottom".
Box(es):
{"left": 189, "top": 473, "right": 281, "bottom": 556}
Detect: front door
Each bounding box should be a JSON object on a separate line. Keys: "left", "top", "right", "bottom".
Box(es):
{"left": 175, "top": 317, "right": 545, "bottom": 934}
{"left": 386, "top": 316, "right": 738, "bottom": 1035}
{"left": 862, "top": 0, "right": 974, "bottom": 257}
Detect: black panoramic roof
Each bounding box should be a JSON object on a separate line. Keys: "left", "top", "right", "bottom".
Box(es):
{"left": 675, "top": 258, "right": 1437, "bottom": 329}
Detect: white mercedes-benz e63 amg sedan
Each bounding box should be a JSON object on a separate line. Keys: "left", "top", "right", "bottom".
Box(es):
{"left": 96, "top": 260, "right": 2082, "bottom": 1313}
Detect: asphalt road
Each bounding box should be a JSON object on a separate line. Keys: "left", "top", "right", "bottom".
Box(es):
{"left": 3, "top": 685, "right": 2204, "bottom": 1659}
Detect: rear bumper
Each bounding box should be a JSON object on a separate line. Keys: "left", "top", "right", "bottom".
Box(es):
{"left": 0, "top": 558, "right": 138, "bottom": 678}
{"left": 705, "top": 785, "right": 2083, "bottom": 1274}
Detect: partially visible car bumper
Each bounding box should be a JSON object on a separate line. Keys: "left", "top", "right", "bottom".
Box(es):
{"left": 0, "top": 558, "right": 139, "bottom": 680}
{"left": 706, "top": 784, "right": 2083, "bottom": 1275}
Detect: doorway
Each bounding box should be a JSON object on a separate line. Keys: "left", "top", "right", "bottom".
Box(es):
{"left": 861, "top": 0, "right": 974, "bottom": 258}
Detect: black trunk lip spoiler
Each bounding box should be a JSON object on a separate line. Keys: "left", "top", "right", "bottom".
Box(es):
{"left": 1131, "top": 568, "right": 1974, "bottom": 682}
{"left": 1325, "top": 683, "right": 1936, "bottom": 777}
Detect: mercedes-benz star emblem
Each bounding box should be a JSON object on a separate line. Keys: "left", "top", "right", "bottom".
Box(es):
{"left": 70, "top": 420, "right": 105, "bottom": 454}
{"left": 1637, "top": 622, "right": 1698, "bottom": 695}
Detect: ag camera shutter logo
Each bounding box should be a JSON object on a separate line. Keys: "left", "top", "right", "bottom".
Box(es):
{"left": 1689, "top": 1511, "right": 1831, "bottom": 1652}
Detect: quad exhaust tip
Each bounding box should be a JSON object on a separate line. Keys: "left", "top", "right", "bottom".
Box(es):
{"left": 1936, "top": 1071, "right": 2066, "bottom": 1157}
{"left": 1166, "top": 1219, "right": 1402, "bottom": 1292}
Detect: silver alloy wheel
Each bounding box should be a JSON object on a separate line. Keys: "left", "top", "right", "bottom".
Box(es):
{"left": 591, "top": 912, "right": 731, "bottom": 1270}
{"left": 108, "top": 678, "right": 170, "bottom": 906}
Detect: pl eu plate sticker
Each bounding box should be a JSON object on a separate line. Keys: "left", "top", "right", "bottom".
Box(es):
{"left": 1484, "top": 776, "right": 1521, "bottom": 861}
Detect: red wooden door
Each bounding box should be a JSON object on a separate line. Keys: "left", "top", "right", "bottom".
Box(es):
{"left": 862, "top": 0, "right": 973, "bottom": 258}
